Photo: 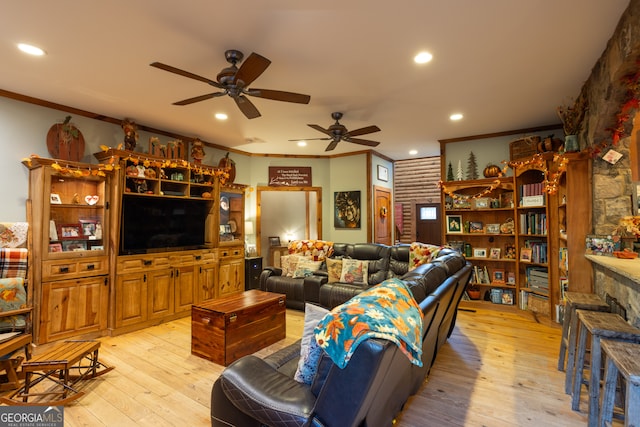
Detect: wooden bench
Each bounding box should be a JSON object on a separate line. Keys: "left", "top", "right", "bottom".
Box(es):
{"left": 1, "top": 340, "right": 113, "bottom": 406}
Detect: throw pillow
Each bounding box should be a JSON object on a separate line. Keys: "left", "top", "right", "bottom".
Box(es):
{"left": 409, "top": 242, "right": 444, "bottom": 271}
{"left": 0, "top": 278, "right": 27, "bottom": 332}
{"left": 293, "top": 259, "right": 323, "bottom": 278}
{"left": 294, "top": 303, "right": 329, "bottom": 384}
{"left": 281, "top": 254, "right": 310, "bottom": 277}
{"left": 288, "top": 240, "right": 334, "bottom": 261}
{"left": 339, "top": 259, "right": 368, "bottom": 285}
{"left": 325, "top": 258, "right": 343, "bottom": 283}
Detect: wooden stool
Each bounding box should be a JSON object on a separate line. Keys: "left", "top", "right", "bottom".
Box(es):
{"left": 599, "top": 339, "right": 640, "bottom": 427}
{"left": 571, "top": 310, "right": 640, "bottom": 427}
{"left": 559, "top": 292, "right": 609, "bottom": 395}
{"left": 1, "top": 340, "right": 113, "bottom": 406}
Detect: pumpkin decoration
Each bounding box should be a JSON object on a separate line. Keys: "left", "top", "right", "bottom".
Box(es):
{"left": 46, "top": 116, "right": 85, "bottom": 161}
{"left": 483, "top": 164, "right": 501, "bottom": 178}
{"left": 218, "top": 152, "right": 236, "bottom": 183}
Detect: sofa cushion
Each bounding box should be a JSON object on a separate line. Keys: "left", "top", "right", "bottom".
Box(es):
{"left": 280, "top": 254, "right": 310, "bottom": 277}
{"left": 0, "top": 278, "right": 27, "bottom": 332}
{"left": 339, "top": 259, "right": 369, "bottom": 285}
{"left": 326, "top": 258, "right": 342, "bottom": 283}
{"left": 409, "top": 242, "right": 444, "bottom": 271}
{"left": 293, "top": 259, "right": 323, "bottom": 278}
{"left": 294, "top": 303, "right": 330, "bottom": 384}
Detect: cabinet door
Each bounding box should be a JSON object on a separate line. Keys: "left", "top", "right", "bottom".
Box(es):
{"left": 196, "top": 262, "right": 218, "bottom": 303}
{"left": 40, "top": 276, "right": 108, "bottom": 343}
{"left": 148, "top": 268, "right": 174, "bottom": 320}
{"left": 219, "top": 258, "right": 244, "bottom": 297}
{"left": 174, "top": 265, "right": 196, "bottom": 313}
{"left": 115, "top": 272, "right": 148, "bottom": 328}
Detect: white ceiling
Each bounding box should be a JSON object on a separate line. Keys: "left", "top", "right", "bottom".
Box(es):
{"left": 1, "top": 1, "right": 630, "bottom": 160}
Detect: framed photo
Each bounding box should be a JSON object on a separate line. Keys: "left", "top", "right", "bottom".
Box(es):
{"left": 50, "top": 193, "right": 62, "bottom": 204}
{"left": 80, "top": 219, "right": 97, "bottom": 237}
{"left": 48, "top": 243, "right": 63, "bottom": 253}
{"left": 502, "top": 289, "right": 514, "bottom": 305}
{"left": 452, "top": 197, "right": 471, "bottom": 209}
{"left": 62, "top": 241, "right": 86, "bottom": 251}
{"left": 473, "top": 248, "right": 487, "bottom": 258}
{"left": 269, "top": 236, "right": 281, "bottom": 247}
{"left": 520, "top": 247, "right": 533, "bottom": 262}
{"left": 58, "top": 224, "right": 81, "bottom": 239}
{"left": 489, "top": 247, "right": 501, "bottom": 259}
{"left": 446, "top": 215, "right": 463, "bottom": 234}
{"left": 469, "top": 221, "right": 484, "bottom": 233}
{"left": 377, "top": 165, "right": 389, "bottom": 182}
{"left": 486, "top": 223, "right": 500, "bottom": 234}
{"left": 507, "top": 271, "right": 516, "bottom": 284}
{"left": 474, "top": 197, "right": 490, "bottom": 209}
{"left": 585, "top": 235, "right": 619, "bottom": 256}
{"left": 492, "top": 269, "right": 505, "bottom": 284}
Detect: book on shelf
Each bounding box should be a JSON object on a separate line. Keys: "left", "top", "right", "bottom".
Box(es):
{"left": 519, "top": 212, "right": 547, "bottom": 235}
{"left": 523, "top": 239, "right": 548, "bottom": 264}
{"left": 519, "top": 290, "right": 529, "bottom": 310}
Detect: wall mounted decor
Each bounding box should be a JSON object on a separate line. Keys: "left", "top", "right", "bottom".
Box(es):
{"left": 334, "top": 191, "right": 361, "bottom": 229}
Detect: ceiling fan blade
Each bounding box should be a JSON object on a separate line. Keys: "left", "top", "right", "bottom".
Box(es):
{"left": 307, "top": 124, "right": 334, "bottom": 137}
{"left": 150, "top": 62, "right": 223, "bottom": 88}
{"left": 345, "top": 125, "right": 381, "bottom": 138}
{"left": 344, "top": 137, "right": 380, "bottom": 147}
{"left": 173, "top": 92, "right": 225, "bottom": 105}
{"left": 325, "top": 140, "right": 340, "bottom": 151}
{"left": 235, "top": 95, "right": 261, "bottom": 119}
{"left": 233, "top": 53, "right": 271, "bottom": 86}
{"left": 249, "top": 89, "right": 311, "bottom": 104}
{"left": 288, "top": 137, "right": 331, "bottom": 141}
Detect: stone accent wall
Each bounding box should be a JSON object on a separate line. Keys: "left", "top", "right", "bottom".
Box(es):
{"left": 579, "top": 0, "right": 640, "bottom": 324}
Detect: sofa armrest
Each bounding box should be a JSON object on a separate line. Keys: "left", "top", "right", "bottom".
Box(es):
{"left": 303, "top": 273, "right": 328, "bottom": 304}
{"left": 259, "top": 267, "right": 283, "bottom": 291}
{"left": 219, "top": 355, "right": 316, "bottom": 426}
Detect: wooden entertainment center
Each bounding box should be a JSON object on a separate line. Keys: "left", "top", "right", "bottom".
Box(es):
{"left": 25, "top": 150, "right": 246, "bottom": 344}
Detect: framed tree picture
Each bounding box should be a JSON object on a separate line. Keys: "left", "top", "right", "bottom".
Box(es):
{"left": 446, "top": 215, "right": 463, "bottom": 233}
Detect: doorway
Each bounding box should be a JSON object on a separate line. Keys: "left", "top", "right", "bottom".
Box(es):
{"left": 374, "top": 186, "right": 392, "bottom": 245}
{"left": 415, "top": 202, "right": 442, "bottom": 244}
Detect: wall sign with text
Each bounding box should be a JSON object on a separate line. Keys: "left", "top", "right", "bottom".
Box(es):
{"left": 268, "top": 167, "right": 312, "bottom": 186}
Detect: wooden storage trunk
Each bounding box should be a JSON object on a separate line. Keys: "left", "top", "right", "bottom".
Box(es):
{"left": 191, "top": 290, "right": 286, "bottom": 366}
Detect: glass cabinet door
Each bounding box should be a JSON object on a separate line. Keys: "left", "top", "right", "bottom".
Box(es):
{"left": 218, "top": 188, "right": 244, "bottom": 245}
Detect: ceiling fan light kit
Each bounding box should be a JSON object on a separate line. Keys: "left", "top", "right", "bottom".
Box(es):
{"left": 151, "top": 49, "right": 311, "bottom": 119}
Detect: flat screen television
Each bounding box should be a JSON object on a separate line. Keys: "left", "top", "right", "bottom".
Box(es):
{"left": 120, "top": 195, "right": 211, "bottom": 255}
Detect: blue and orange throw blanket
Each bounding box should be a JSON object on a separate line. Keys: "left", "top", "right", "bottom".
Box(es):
{"left": 314, "top": 278, "right": 423, "bottom": 368}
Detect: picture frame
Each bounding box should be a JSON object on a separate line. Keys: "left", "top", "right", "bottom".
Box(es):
{"left": 269, "top": 236, "right": 281, "bottom": 247}
{"left": 474, "top": 197, "right": 490, "bottom": 209}
{"left": 446, "top": 215, "right": 463, "bottom": 234}
{"left": 492, "top": 269, "right": 505, "bottom": 284}
{"left": 507, "top": 271, "right": 516, "bottom": 285}
{"left": 48, "top": 243, "right": 63, "bottom": 253}
{"left": 50, "top": 193, "right": 62, "bottom": 204}
{"left": 486, "top": 223, "right": 500, "bottom": 234}
{"left": 489, "top": 247, "right": 501, "bottom": 259}
{"left": 452, "top": 197, "right": 471, "bottom": 210}
{"left": 501, "top": 289, "right": 514, "bottom": 305}
{"left": 469, "top": 221, "right": 484, "bottom": 233}
{"left": 377, "top": 165, "right": 389, "bottom": 182}
{"left": 80, "top": 219, "right": 97, "bottom": 237}
{"left": 520, "top": 247, "right": 533, "bottom": 262}
{"left": 334, "top": 191, "right": 361, "bottom": 229}
{"left": 473, "top": 248, "right": 487, "bottom": 258}
{"left": 585, "top": 234, "right": 619, "bottom": 256}
{"left": 58, "top": 223, "right": 82, "bottom": 239}
{"left": 62, "top": 241, "right": 86, "bottom": 251}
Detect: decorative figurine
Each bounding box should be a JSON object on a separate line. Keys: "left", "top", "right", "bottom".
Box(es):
{"left": 122, "top": 119, "right": 138, "bottom": 151}
{"left": 191, "top": 139, "right": 205, "bottom": 164}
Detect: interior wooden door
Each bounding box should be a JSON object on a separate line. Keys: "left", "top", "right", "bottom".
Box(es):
{"left": 374, "top": 186, "right": 392, "bottom": 245}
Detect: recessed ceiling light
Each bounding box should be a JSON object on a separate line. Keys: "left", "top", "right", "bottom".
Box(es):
{"left": 214, "top": 113, "right": 228, "bottom": 120}
{"left": 297, "top": 141, "right": 307, "bottom": 147}
{"left": 450, "top": 113, "right": 463, "bottom": 121}
{"left": 17, "top": 43, "right": 45, "bottom": 56}
{"left": 414, "top": 51, "right": 433, "bottom": 64}
{"left": 409, "top": 149, "right": 418, "bottom": 155}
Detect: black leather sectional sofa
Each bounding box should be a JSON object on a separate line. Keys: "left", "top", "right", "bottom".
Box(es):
{"left": 211, "top": 244, "right": 472, "bottom": 427}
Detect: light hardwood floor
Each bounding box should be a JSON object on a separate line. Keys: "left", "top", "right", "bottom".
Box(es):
{"left": 7, "top": 306, "right": 604, "bottom": 426}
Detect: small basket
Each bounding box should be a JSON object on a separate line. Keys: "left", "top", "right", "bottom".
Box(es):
{"left": 509, "top": 136, "right": 541, "bottom": 161}
{"left": 490, "top": 289, "right": 503, "bottom": 304}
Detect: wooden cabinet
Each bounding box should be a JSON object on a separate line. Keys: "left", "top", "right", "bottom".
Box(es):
{"left": 24, "top": 157, "right": 111, "bottom": 344}
{"left": 218, "top": 247, "right": 245, "bottom": 297}
{"left": 442, "top": 177, "right": 518, "bottom": 304}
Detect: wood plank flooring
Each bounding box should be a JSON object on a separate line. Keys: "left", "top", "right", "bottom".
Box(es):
{"left": 5, "top": 305, "right": 607, "bottom": 426}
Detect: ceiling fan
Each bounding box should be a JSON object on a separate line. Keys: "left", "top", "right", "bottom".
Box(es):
{"left": 290, "top": 112, "right": 381, "bottom": 151}
{"left": 150, "top": 49, "right": 311, "bottom": 119}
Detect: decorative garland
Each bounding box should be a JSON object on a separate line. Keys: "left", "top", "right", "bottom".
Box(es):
{"left": 440, "top": 152, "right": 570, "bottom": 199}
{"left": 588, "top": 59, "right": 640, "bottom": 158}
